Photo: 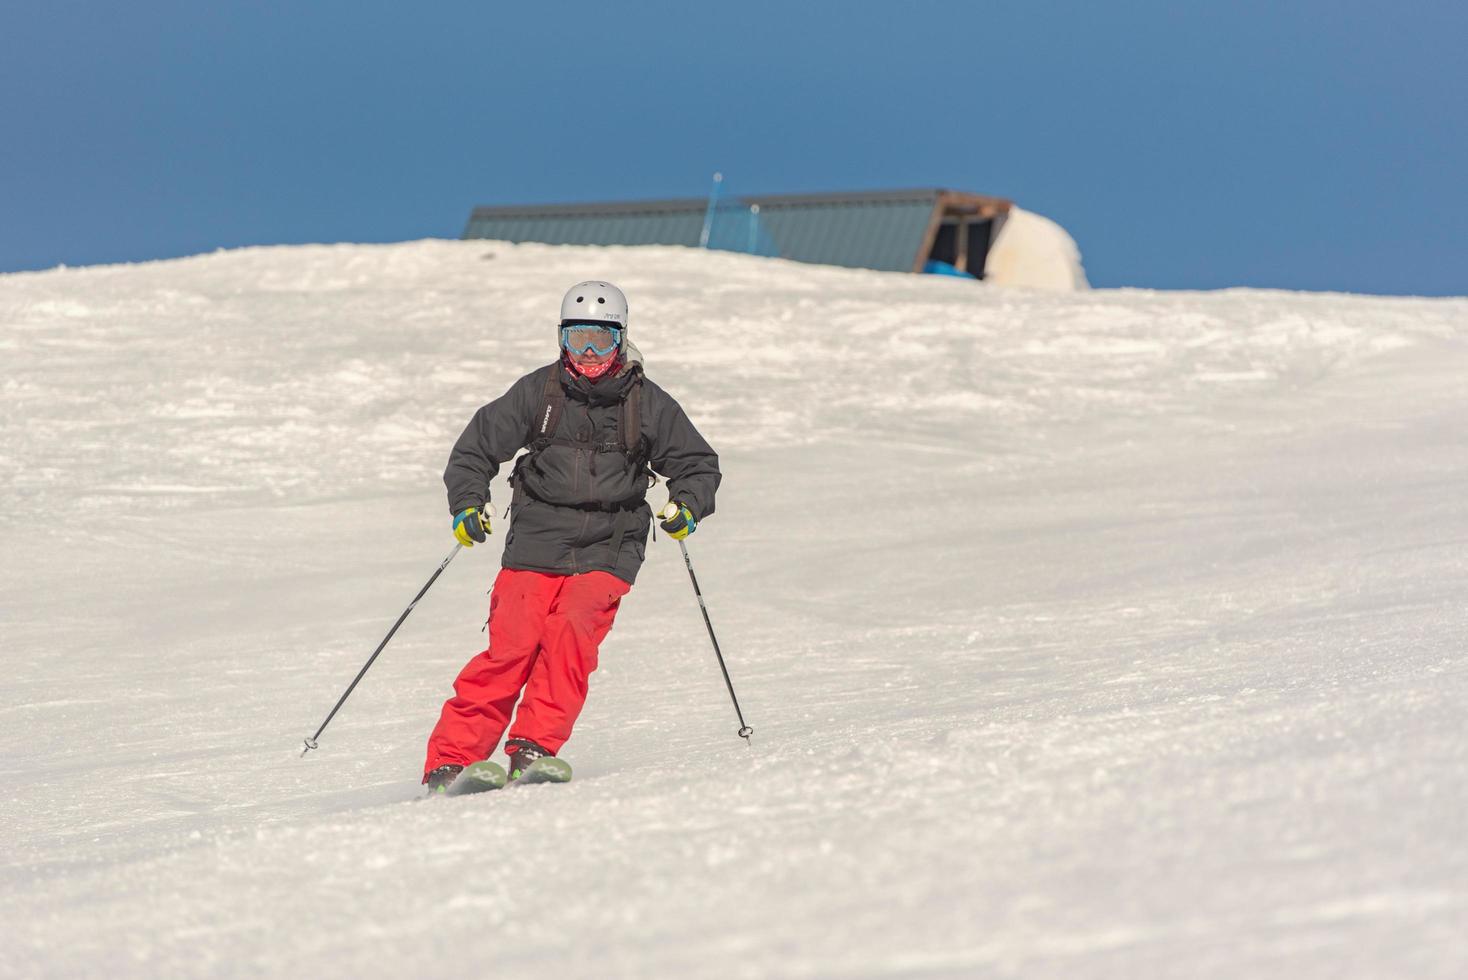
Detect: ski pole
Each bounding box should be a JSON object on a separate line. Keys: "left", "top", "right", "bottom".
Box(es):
{"left": 301, "top": 543, "right": 463, "bottom": 757}
{"left": 662, "top": 507, "right": 753, "bottom": 745}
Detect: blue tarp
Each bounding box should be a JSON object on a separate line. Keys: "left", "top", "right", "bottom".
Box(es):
{"left": 923, "top": 260, "right": 977, "bottom": 279}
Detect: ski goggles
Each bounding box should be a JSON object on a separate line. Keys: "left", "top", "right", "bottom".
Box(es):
{"left": 560, "top": 323, "right": 622, "bottom": 356}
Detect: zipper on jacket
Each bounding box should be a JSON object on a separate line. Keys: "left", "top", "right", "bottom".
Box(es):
{"left": 571, "top": 510, "right": 590, "bottom": 574}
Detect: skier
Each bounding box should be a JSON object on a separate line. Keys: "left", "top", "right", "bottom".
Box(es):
{"left": 422, "top": 281, "right": 720, "bottom": 792}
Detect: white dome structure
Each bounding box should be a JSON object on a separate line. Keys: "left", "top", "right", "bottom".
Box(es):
{"left": 982, "top": 207, "right": 1090, "bottom": 290}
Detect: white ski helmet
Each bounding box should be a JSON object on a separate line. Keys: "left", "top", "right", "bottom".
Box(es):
{"left": 559, "top": 281, "right": 628, "bottom": 332}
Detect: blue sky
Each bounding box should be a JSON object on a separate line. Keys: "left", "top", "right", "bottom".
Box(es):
{"left": 3, "top": 1, "right": 1464, "bottom": 293}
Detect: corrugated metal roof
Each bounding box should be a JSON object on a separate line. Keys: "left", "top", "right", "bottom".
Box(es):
{"left": 462, "top": 189, "right": 957, "bottom": 273}
{"left": 754, "top": 195, "right": 938, "bottom": 271}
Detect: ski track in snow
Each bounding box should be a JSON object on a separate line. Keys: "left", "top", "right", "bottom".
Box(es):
{"left": 2, "top": 240, "right": 1466, "bottom": 978}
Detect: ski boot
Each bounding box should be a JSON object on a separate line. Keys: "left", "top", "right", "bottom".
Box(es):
{"left": 424, "top": 763, "right": 464, "bottom": 795}
{"left": 505, "top": 738, "right": 573, "bottom": 784}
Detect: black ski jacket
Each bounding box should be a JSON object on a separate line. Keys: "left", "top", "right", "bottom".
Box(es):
{"left": 444, "top": 358, "right": 720, "bottom": 584}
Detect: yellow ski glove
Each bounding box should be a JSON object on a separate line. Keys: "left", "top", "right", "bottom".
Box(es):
{"left": 658, "top": 501, "right": 697, "bottom": 540}
{"left": 453, "top": 507, "right": 489, "bottom": 547}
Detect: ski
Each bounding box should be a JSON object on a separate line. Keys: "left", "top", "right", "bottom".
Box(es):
{"left": 511, "top": 756, "right": 572, "bottom": 785}
{"left": 443, "top": 759, "right": 508, "bottom": 797}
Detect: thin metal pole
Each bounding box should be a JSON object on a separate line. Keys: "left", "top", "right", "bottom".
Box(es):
{"left": 676, "top": 538, "right": 753, "bottom": 745}
{"left": 699, "top": 171, "right": 723, "bottom": 249}
{"left": 301, "top": 544, "right": 463, "bottom": 757}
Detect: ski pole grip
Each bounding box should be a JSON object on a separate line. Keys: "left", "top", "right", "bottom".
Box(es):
{"left": 659, "top": 501, "right": 679, "bottom": 522}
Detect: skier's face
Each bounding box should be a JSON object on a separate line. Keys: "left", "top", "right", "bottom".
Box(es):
{"left": 561, "top": 322, "right": 621, "bottom": 378}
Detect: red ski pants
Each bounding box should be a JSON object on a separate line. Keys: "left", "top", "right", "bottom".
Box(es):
{"left": 423, "top": 568, "right": 630, "bottom": 775}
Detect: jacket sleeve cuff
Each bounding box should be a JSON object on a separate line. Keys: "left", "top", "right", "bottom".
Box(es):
{"left": 669, "top": 492, "right": 702, "bottom": 523}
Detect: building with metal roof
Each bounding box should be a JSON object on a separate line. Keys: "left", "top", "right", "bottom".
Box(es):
{"left": 462, "top": 188, "right": 1087, "bottom": 289}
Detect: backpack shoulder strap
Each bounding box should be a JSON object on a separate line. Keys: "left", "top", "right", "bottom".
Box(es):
{"left": 528, "top": 365, "right": 567, "bottom": 450}
{"left": 620, "top": 373, "right": 644, "bottom": 457}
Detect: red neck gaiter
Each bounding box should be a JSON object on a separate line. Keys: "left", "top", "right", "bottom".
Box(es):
{"left": 566, "top": 350, "right": 622, "bottom": 379}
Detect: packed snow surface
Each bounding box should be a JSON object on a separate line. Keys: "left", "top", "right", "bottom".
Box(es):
{"left": 2, "top": 240, "right": 1466, "bottom": 978}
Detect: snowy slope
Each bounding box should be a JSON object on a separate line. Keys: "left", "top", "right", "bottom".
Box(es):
{"left": 2, "top": 241, "right": 1466, "bottom": 978}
